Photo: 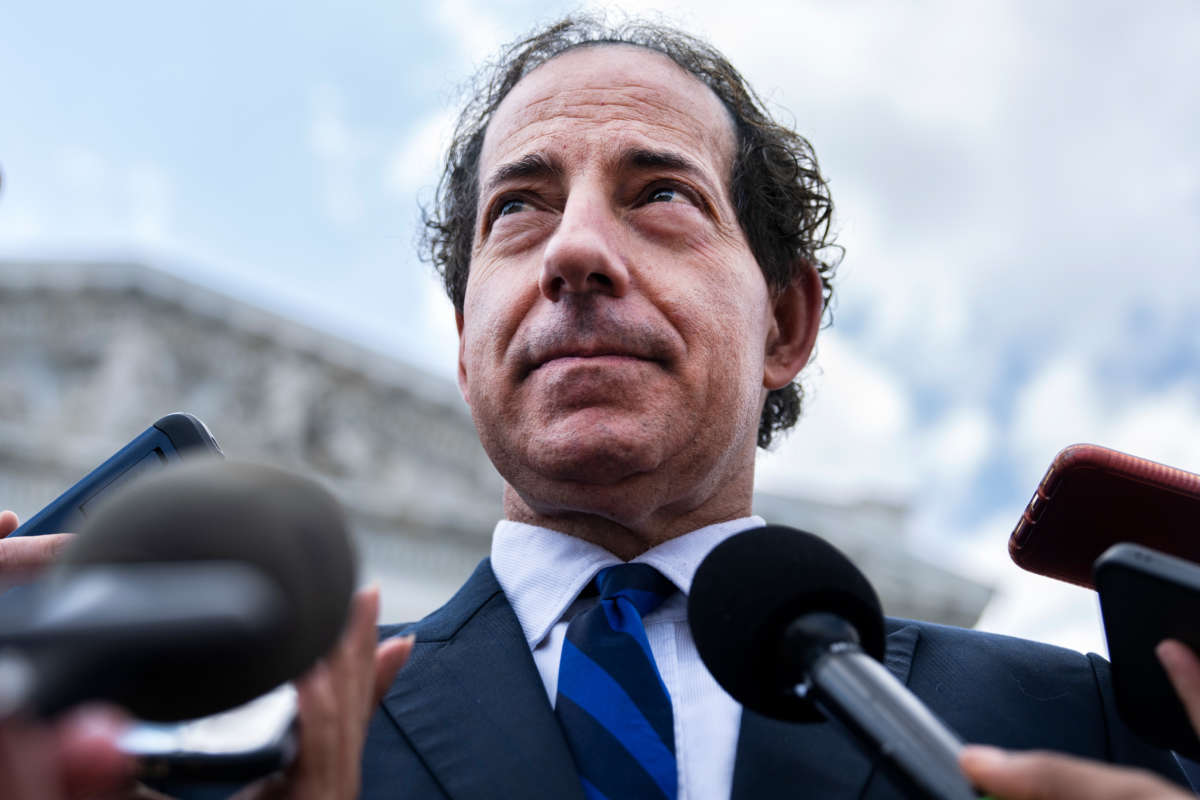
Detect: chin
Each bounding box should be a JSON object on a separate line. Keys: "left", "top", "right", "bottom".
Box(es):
{"left": 527, "top": 435, "right": 662, "bottom": 486}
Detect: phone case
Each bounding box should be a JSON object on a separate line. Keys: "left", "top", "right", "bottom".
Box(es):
{"left": 1009, "top": 444, "right": 1200, "bottom": 589}
{"left": 10, "top": 412, "right": 222, "bottom": 538}
{"left": 1095, "top": 543, "right": 1200, "bottom": 760}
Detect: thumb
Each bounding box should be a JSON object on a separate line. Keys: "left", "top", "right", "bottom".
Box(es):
{"left": 960, "top": 745, "right": 1185, "bottom": 800}
{"left": 373, "top": 635, "right": 414, "bottom": 704}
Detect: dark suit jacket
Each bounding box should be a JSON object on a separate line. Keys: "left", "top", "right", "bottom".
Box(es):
{"left": 361, "top": 559, "right": 1187, "bottom": 799}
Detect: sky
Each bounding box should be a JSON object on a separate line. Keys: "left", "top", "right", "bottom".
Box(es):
{"left": 1, "top": 0, "right": 1198, "bottom": 653}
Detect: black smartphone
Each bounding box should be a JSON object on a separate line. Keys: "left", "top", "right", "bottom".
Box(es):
{"left": 1095, "top": 542, "right": 1200, "bottom": 760}
{"left": 9, "top": 412, "right": 223, "bottom": 538}
{"left": 125, "top": 683, "right": 298, "bottom": 785}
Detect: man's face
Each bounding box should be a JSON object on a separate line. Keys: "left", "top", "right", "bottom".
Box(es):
{"left": 457, "top": 45, "right": 816, "bottom": 538}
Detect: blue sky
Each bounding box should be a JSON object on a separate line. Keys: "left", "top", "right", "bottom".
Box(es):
{"left": 2, "top": 1, "right": 1198, "bottom": 651}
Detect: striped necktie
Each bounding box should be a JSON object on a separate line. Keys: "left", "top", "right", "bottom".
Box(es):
{"left": 555, "top": 563, "right": 678, "bottom": 800}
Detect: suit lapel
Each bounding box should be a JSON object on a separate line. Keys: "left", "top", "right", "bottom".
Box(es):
{"left": 380, "top": 560, "right": 586, "bottom": 800}
{"left": 730, "top": 622, "right": 921, "bottom": 800}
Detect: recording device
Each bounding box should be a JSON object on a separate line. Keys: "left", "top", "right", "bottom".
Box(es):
{"left": 689, "top": 525, "right": 977, "bottom": 800}
{"left": 1095, "top": 543, "right": 1200, "bottom": 761}
{"left": 120, "top": 683, "right": 299, "bottom": 783}
{"left": 0, "top": 460, "right": 356, "bottom": 779}
{"left": 1009, "top": 444, "right": 1200, "bottom": 588}
{"left": 8, "top": 412, "right": 223, "bottom": 539}
{"left": 2, "top": 459, "right": 357, "bottom": 719}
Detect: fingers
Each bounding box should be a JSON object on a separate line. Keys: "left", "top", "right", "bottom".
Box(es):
{"left": 0, "top": 705, "right": 132, "bottom": 800}
{"left": 292, "top": 662, "right": 340, "bottom": 800}
{"left": 55, "top": 704, "right": 136, "bottom": 798}
{"left": 236, "top": 586, "right": 412, "bottom": 800}
{"left": 374, "top": 635, "right": 414, "bottom": 705}
{"left": 0, "top": 510, "right": 18, "bottom": 537}
{"left": 1158, "top": 640, "right": 1200, "bottom": 735}
{"left": 0, "top": 717, "right": 59, "bottom": 800}
{"left": 277, "top": 586, "right": 397, "bottom": 800}
{"left": 346, "top": 586, "right": 383, "bottom": 672}
{"left": 0, "top": 532, "right": 75, "bottom": 572}
{"left": 960, "top": 745, "right": 1188, "bottom": 800}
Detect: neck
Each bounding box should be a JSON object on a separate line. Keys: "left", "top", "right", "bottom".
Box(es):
{"left": 501, "top": 473, "right": 755, "bottom": 561}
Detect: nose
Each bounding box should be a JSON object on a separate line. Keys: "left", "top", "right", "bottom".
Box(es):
{"left": 539, "top": 191, "right": 630, "bottom": 301}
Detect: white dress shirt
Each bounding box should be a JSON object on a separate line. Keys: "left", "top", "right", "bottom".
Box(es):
{"left": 490, "top": 516, "right": 766, "bottom": 800}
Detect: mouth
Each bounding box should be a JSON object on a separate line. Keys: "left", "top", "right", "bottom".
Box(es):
{"left": 515, "top": 308, "right": 678, "bottom": 379}
{"left": 529, "top": 350, "right": 658, "bottom": 375}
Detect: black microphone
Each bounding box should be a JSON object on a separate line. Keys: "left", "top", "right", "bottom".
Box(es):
{"left": 689, "top": 525, "right": 976, "bottom": 800}
{"left": 0, "top": 460, "right": 356, "bottom": 722}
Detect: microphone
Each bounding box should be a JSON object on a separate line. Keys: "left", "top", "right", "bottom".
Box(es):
{"left": 0, "top": 460, "right": 356, "bottom": 722}
{"left": 689, "top": 525, "right": 976, "bottom": 800}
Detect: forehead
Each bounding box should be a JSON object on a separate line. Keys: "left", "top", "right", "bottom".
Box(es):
{"left": 480, "top": 44, "right": 736, "bottom": 182}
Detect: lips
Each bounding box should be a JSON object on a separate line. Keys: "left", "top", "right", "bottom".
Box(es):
{"left": 514, "top": 303, "right": 679, "bottom": 379}
{"left": 519, "top": 334, "right": 672, "bottom": 379}
{"left": 530, "top": 347, "right": 656, "bottom": 373}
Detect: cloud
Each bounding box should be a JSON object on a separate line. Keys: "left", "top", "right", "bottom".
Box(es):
{"left": 977, "top": 566, "right": 1107, "bottom": 655}
{"left": 419, "top": 270, "right": 461, "bottom": 380}
{"left": 926, "top": 406, "right": 995, "bottom": 484}
{"left": 0, "top": 147, "right": 176, "bottom": 252}
{"left": 386, "top": 108, "right": 458, "bottom": 200}
{"left": 308, "top": 83, "right": 368, "bottom": 229}
{"left": 1011, "top": 357, "right": 1200, "bottom": 485}
{"left": 426, "top": 0, "right": 512, "bottom": 69}
{"left": 756, "top": 331, "right": 917, "bottom": 502}
{"left": 942, "top": 510, "right": 1107, "bottom": 655}
{"left": 127, "top": 163, "right": 173, "bottom": 244}
{"left": 0, "top": 207, "right": 46, "bottom": 243}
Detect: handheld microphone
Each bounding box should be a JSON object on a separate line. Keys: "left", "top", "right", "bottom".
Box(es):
{"left": 689, "top": 525, "right": 976, "bottom": 800}
{"left": 0, "top": 460, "right": 356, "bottom": 722}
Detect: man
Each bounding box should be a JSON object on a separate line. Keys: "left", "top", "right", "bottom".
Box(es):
{"left": 354, "top": 14, "right": 1187, "bottom": 800}
{"left": 0, "top": 14, "right": 1192, "bottom": 800}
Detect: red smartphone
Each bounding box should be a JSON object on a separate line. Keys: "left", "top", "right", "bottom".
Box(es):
{"left": 1009, "top": 444, "right": 1200, "bottom": 589}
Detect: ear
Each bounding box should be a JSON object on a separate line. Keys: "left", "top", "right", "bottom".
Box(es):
{"left": 763, "top": 264, "right": 823, "bottom": 390}
{"left": 456, "top": 310, "right": 471, "bottom": 409}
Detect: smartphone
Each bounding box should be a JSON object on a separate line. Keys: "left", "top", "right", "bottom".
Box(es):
{"left": 1008, "top": 444, "right": 1200, "bottom": 589}
{"left": 9, "top": 412, "right": 223, "bottom": 538}
{"left": 126, "top": 683, "right": 298, "bottom": 784}
{"left": 1095, "top": 543, "right": 1200, "bottom": 760}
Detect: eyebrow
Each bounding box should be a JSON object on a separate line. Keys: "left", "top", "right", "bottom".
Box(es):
{"left": 621, "top": 147, "right": 705, "bottom": 177}
{"left": 483, "top": 147, "right": 709, "bottom": 195}
{"left": 483, "top": 153, "right": 562, "bottom": 195}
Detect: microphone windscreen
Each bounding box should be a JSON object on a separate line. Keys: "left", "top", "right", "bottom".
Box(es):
{"left": 688, "top": 525, "right": 884, "bottom": 721}
{"left": 57, "top": 460, "right": 356, "bottom": 720}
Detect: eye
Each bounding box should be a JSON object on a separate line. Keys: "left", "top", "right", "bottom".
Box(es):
{"left": 646, "top": 186, "right": 682, "bottom": 203}
{"left": 640, "top": 182, "right": 701, "bottom": 208}
{"left": 497, "top": 198, "right": 529, "bottom": 217}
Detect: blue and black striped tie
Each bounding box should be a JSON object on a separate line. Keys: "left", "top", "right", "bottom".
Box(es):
{"left": 555, "top": 563, "right": 677, "bottom": 800}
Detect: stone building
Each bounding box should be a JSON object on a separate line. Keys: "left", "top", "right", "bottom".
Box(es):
{"left": 0, "top": 258, "right": 991, "bottom": 626}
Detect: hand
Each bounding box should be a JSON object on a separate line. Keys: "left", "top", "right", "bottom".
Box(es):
{"left": 0, "top": 510, "right": 74, "bottom": 575}
{"left": 0, "top": 705, "right": 134, "bottom": 800}
{"left": 960, "top": 639, "right": 1200, "bottom": 800}
{"left": 960, "top": 747, "right": 1190, "bottom": 800}
{"left": 234, "top": 586, "right": 413, "bottom": 800}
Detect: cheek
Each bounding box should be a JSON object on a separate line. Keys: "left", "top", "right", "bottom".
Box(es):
{"left": 668, "top": 257, "right": 769, "bottom": 360}
{"left": 689, "top": 271, "right": 772, "bottom": 402}
{"left": 461, "top": 266, "right": 534, "bottom": 361}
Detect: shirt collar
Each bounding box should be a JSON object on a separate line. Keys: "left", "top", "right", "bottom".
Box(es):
{"left": 490, "top": 516, "right": 766, "bottom": 650}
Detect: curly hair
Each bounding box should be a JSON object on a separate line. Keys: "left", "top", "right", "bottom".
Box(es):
{"left": 422, "top": 13, "right": 840, "bottom": 448}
